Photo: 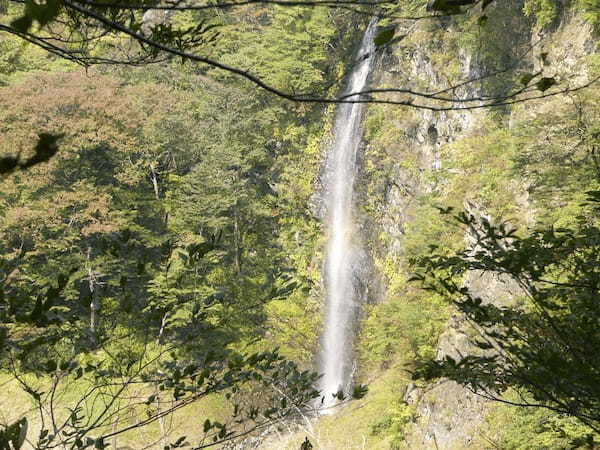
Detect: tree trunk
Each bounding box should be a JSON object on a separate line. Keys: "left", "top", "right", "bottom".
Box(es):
{"left": 157, "top": 312, "right": 168, "bottom": 345}
{"left": 87, "top": 248, "right": 101, "bottom": 346}
{"left": 156, "top": 386, "right": 167, "bottom": 449}
{"left": 233, "top": 207, "right": 241, "bottom": 275}
{"left": 150, "top": 163, "right": 160, "bottom": 200}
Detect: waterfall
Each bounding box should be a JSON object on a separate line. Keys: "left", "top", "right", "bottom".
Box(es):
{"left": 318, "top": 20, "right": 377, "bottom": 409}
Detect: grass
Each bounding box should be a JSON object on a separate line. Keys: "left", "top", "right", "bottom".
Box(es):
{"left": 259, "top": 367, "right": 410, "bottom": 450}
{"left": 0, "top": 370, "right": 232, "bottom": 449}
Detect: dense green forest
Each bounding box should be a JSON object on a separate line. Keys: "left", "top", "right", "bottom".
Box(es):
{"left": 1, "top": 0, "right": 600, "bottom": 448}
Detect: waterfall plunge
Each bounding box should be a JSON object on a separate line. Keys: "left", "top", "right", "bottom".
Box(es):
{"left": 318, "top": 20, "right": 377, "bottom": 409}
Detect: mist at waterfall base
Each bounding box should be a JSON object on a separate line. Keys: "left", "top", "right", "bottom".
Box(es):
{"left": 317, "top": 21, "right": 377, "bottom": 413}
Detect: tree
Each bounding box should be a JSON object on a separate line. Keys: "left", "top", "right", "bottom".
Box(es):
{"left": 0, "top": 0, "right": 597, "bottom": 110}
{"left": 1, "top": 0, "right": 599, "bottom": 446}
{"left": 0, "top": 70, "right": 326, "bottom": 448}
{"left": 6, "top": 335, "right": 319, "bottom": 449}
{"left": 410, "top": 194, "right": 600, "bottom": 432}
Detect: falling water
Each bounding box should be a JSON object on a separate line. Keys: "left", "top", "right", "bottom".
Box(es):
{"left": 318, "top": 20, "right": 377, "bottom": 408}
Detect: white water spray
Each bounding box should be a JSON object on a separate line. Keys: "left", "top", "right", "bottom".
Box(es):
{"left": 318, "top": 20, "right": 377, "bottom": 409}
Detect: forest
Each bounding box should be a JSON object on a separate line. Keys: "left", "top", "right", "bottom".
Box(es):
{"left": 1, "top": 0, "right": 600, "bottom": 448}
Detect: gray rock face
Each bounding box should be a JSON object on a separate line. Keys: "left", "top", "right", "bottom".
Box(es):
{"left": 405, "top": 380, "right": 487, "bottom": 449}
{"left": 361, "top": 4, "right": 598, "bottom": 449}
{"left": 405, "top": 267, "right": 522, "bottom": 449}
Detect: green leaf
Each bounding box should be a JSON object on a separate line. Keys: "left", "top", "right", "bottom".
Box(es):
{"left": 519, "top": 73, "right": 535, "bottom": 86}
{"left": 407, "top": 274, "right": 425, "bottom": 282}
{"left": 173, "top": 436, "right": 187, "bottom": 447}
{"left": 0, "top": 156, "right": 20, "bottom": 175}
{"left": 0, "top": 418, "right": 28, "bottom": 450}
{"left": 300, "top": 437, "right": 313, "bottom": 450}
{"left": 10, "top": 0, "right": 62, "bottom": 33}
{"left": 352, "top": 384, "right": 369, "bottom": 399}
{"left": 430, "top": 0, "right": 462, "bottom": 14}
{"left": 10, "top": 15, "right": 33, "bottom": 33}
{"left": 536, "top": 77, "right": 556, "bottom": 92}
{"left": 20, "top": 133, "right": 63, "bottom": 169}
{"left": 34, "top": 0, "right": 62, "bottom": 27}
{"left": 0, "top": 133, "right": 62, "bottom": 175}
{"left": 481, "top": 0, "right": 494, "bottom": 10}
{"left": 374, "top": 28, "right": 395, "bottom": 47}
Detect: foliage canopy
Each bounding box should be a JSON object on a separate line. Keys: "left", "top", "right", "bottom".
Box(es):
{"left": 411, "top": 197, "right": 600, "bottom": 432}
